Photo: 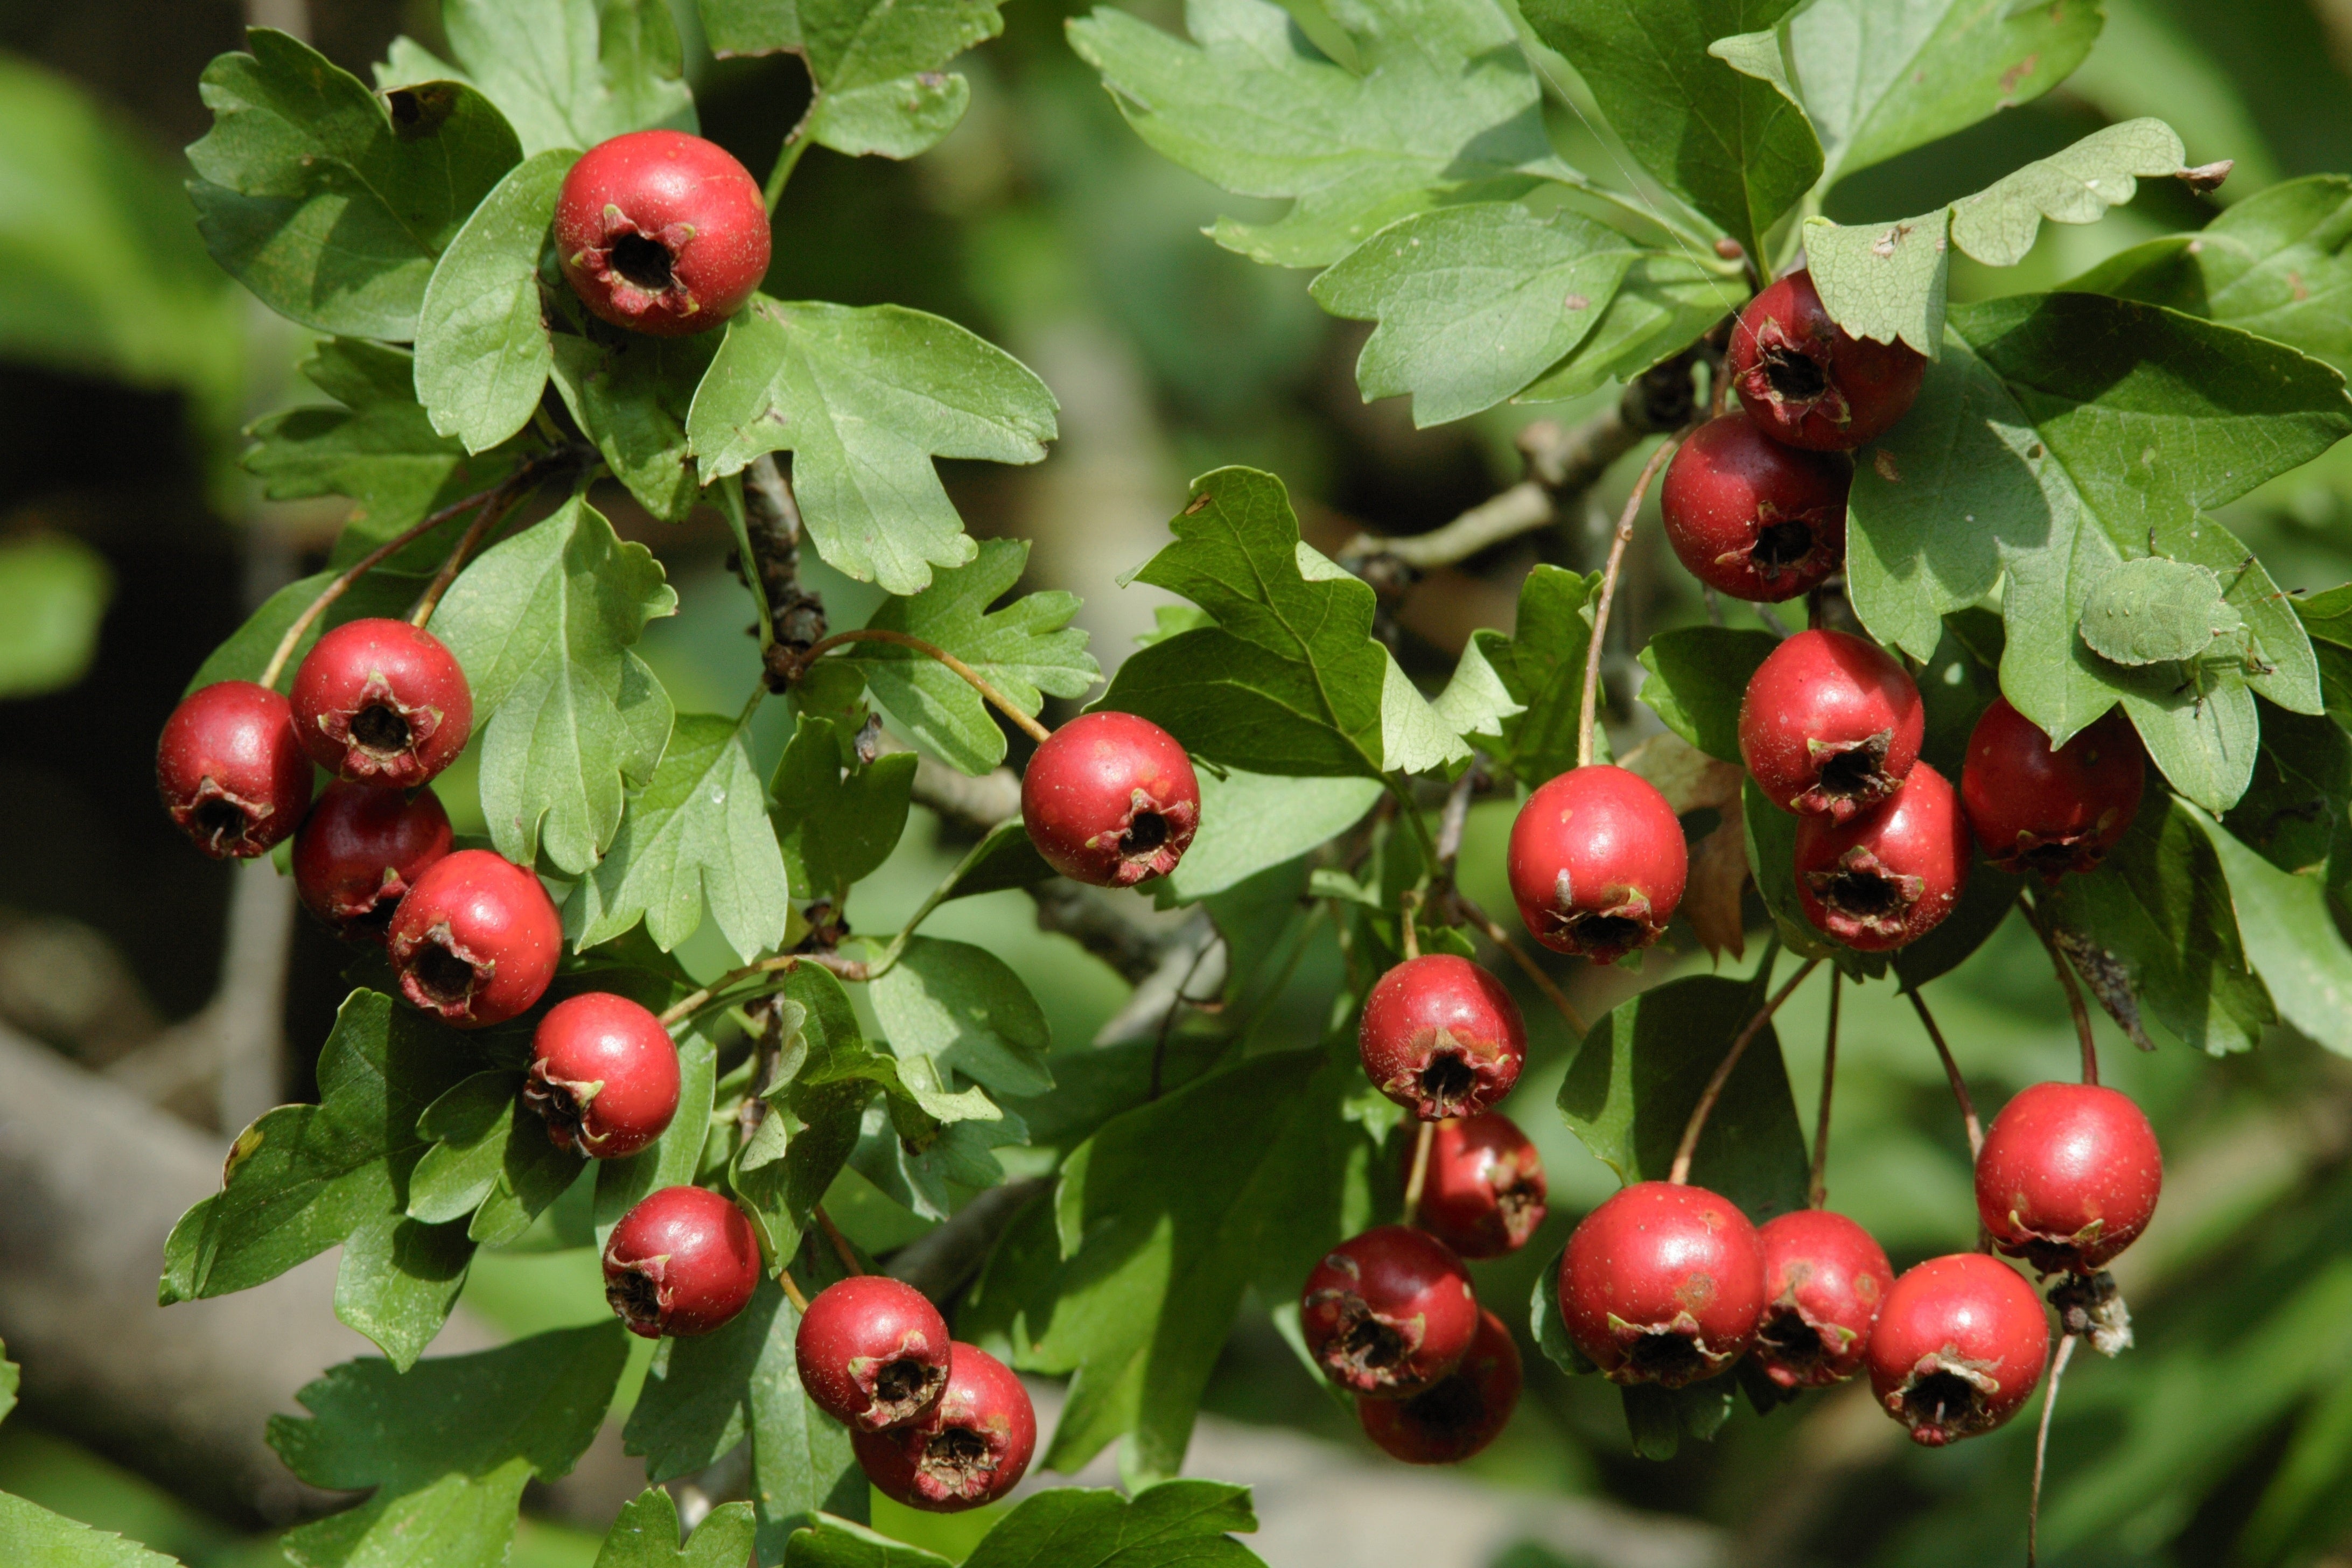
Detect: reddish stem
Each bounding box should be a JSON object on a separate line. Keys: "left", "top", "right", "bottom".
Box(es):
{"left": 1577, "top": 430, "right": 1686, "bottom": 768}
{"left": 1669, "top": 958, "right": 1819, "bottom": 1185}
{"left": 796, "top": 628, "right": 1051, "bottom": 745}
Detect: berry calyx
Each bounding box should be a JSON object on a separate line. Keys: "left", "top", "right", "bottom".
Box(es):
{"left": 1300, "top": 1225, "right": 1480, "bottom": 1398}
{"left": 1750, "top": 1210, "right": 1894, "bottom": 1390}
{"left": 602, "top": 1185, "right": 761, "bottom": 1339}
{"left": 1411, "top": 1112, "right": 1548, "bottom": 1259}
{"left": 1020, "top": 710, "right": 1202, "bottom": 888}
{"left": 1356, "top": 1308, "right": 1522, "bottom": 1466}
{"left": 1559, "top": 1181, "right": 1765, "bottom": 1387}
{"left": 288, "top": 618, "right": 473, "bottom": 787}
{"left": 523, "top": 992, "right": 682, "bottom": 1159}
{"left": 156, "top": 680, "right": 313, "bottom": 859}
{"left": 1961, "top": 698, "right": 2145, "bottom": 880}
{"left": 796, "top": 1276, "right": 953, "bottom": 1433}
{"left": 1728, "top": 269, "right": 1926, "bottom": 452}
{"left": 383, "top": 849, "right": 562, "bottom": 1028}
{"left": 1866, "top": 1253, "right": 2049, "bottom": 1447}
{"left": 1659, "top": 414, "right": 1850, "bottom": 603}
{"left": 1739, "top": 629, "right": 1924, "bottom": 822}
{"left": 1506, "top": 765, "right": 1688, "bottom": 964}
{"left": 291, "top": 780, "right": 452, "bottom": 943}
{"left": 554, "top": 130, "right": 771, "bottom": 338}
{"left": 1359, "top": 956, "right": 1527, "bottom": 1122}
{"left": 851, "top": 1341, "right": 1036, "bottom": 1513}
{"left": 1975, "top": 1082, "right": 2162, "bottom": 1276}
{"left": 1793, "top": 761, "right": 1970, "bottom": 951}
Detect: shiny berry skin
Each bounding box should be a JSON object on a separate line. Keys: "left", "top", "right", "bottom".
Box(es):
{"left": 1867, "top": 1254, "right": 2049, "bottom": 1447}
{"left": 1559, "top": 1181, "right": 1764, "bottom": 1388}
{"left": 1411, "top": 1113, "right": 1548, "bottom": 1259}
{"left": 523, "top": 992, "right": 681, "bottom": 1159}
{"left": 156, "top": 681, "right": 313, "bottom": 859}
{"left": 555, "top": 130, "right": 770, "bottom": 338}
{"left": 602, "top": 1185, "right": 761, "bottom": 1339}
{"left": 1751, "top": 1210, "right": 1894, "bottom": 1390}
{"left": 1507, "top": 765, "right": 1688, "bottom": 964}
{"left": 851, "top": 1342, "right": 1035, "bottom": 1513}
{"left": 1740, "top": 629, "right": 1924, "bottom": 822}
{"left": 1976, "top": 1082, "right": 2162, "bottom": 1276}
{"left": 1360, "top": 957, "right": 1525, "bottom": 1122}
{"left": 1021, "top": 711, "right": 1201, "bottom": 887}
{"left": 1793, "top": 761, "right": 1970, "bottom": 951}
{"left": 1729, "top": 269, "right": 1926, "bottom": 451}
{"left": 1962, "top": 698, "right": 2145, "bottom": 880}
{"left": 796, "top": 1276, "right": 952, "bottom": 1434}
{"left": 291, "top": 780, "right": 452, "bottom": 943}
{"left": 1660, "top": 415, "right": 1850, "bottom": 603}
{"left": 1300, "top": 1226, "right": 1480, "bottom": 1398}
{"left": 1357, "top": 1308, "right": 1522, "bottom": 1466}
{"left": 288, "top": 618, "right": 473, "bottom": 787}
{"left": 383, "top": 849, "right": 562, "bottom": 1028}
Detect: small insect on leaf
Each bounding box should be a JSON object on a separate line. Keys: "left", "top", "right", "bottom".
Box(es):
{"left": 2078, "top": 556, "right": 2243, "bottom": 666}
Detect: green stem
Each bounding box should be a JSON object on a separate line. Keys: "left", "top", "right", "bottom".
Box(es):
{"left": 725, "top": 482, "right": 777, "bottom": 654}
{"left": 764, "top": 135, "right": 810, "bottom": 214}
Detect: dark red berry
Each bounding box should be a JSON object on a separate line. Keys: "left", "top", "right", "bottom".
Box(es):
{"left": 1411, "top": 1113, "right": 1548, "bottom": 1259}
{"left": 1360, "top": 957, "right": 1525, "bottom": 1122}
{"left": 1559, "top": 1181, "right": 1763, "bottom": 1387}
{"left": 288, "top": 618, "right": 473, "bottom": 787}
{"left": 1962, "top": 698, "right": 2145, "bottom": 880}
{"left": 1660, "top": 414, "right": 1850, "bottom": 602}
{"left": 1793, "top": 761, "right": 1970, "bottom": 951}
{"left": 795, "top": 1276, "right": 951, "bottom": 1433}
{"left": 1866, "top": 1253, "right": 2049, "bottom": 1447}
{"left": 291, "top": 780, "right": 452, "bottom": 942}
{"left": 1356, "top": 1308, "right": 1521, "bottom": 1466}
{"left": 1507, "top": 765, "right": 1687, "bottom": 964}
{"left": 1739, "top": 629, "right": 1924, "bottom": 822}
{"left": 1021, "top": 710, "right": 1201, "bottom": 888}
{"left": 384, "top": 849, "right": 562, "bottom": 1028}
{"left": 523, "top": 992, "right": 681, "bottom": 1159}
{"left": 1728, "top": 269, "right": 1926, "bottom": 451}
{"left": 1751, "top": 1209, "right": 1894, "bottom": 1390}
{"left": 156, "top": 680, "right": 313, "bottom": 859}
{"left": 851, "top": 1341, "right": 1036, "bottom": 1513}
{"left": 1300, "top": 1226, "right": 1480, "bottom": 1398}
{"left": 555, "top": 130, "right": 770, "bottom": 338}
{"left": 1976, "top": 1082, "right": 2161, "bottom": 1276}
{"left": 602, "top": 1185, "right": 761, "bottom": 1339}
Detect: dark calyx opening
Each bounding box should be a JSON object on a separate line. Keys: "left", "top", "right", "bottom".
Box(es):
{"left": 872, "top": 1356, "right": 947, "bottom": 1419}
{"left": 527, "top": 1080, "right": 585, "bottom": 1147}
{"left": 1755, "top": 1307, "right": 1824, "bottom": 1373}
{"left": 350, "top": 703, "right": 412, "bottom": 755}
{"left": 605, "top": 1268, "right": 661, "bottom": 1328}
{"left": 1814, "top": 741, "right": 1887, "bottom": 801}
{"left": 193, "top": 799, "right": 251, "bottom": 848}
{"left": 919, "top": 1425, "right": 993, "bottom": 1487}
{"left": 1418, "top": 1051, "right": 1478, "bottom": 1114}
{"left": 1399, "top": 1369, "right": 1485, "bottom": 1437}
{"left": 346, "top": 895, "right": 402, "bottom": 940}
{"left": 610, "top": 232, "right": 676, "bottom": 292}
{"left": 1121, "top": 810, "right": 1169, "bottom": 855}
{"left": 1900, "top": 1370, "right": 1982, "bottom": 1435}
{"left": 409, "top": 940, "right": 480, "bottom": 1005}
{"left": 1625, "top": 1329, "right": 1710, "bottom": 1387}
{"left": 1565, "top": 912, "right": 1646, "bottom": 956}
{"left": 1823, "top": 867, "right": 1906, "bottom": 920}
{"left": 1753, "top": 518, "right": 1817, "bottom": 570}
{"left": 1761, "top": 345, "right": 1829, "bottom": 403}
{"left": 2019, "top": 838, "right": 2087, "bottom": 879}
{"left": 1327, "top": 1305, "right": 1406, "bottom": 1380}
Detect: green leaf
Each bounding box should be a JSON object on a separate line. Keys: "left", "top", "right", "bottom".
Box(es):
{"left": 770, "top": 716, "right": 916, "bottom": 899}
{"left": 1637, "top": 626, "right": 1779, "bottom": 765}
{"left": 0, "top": 1493, "right": 185, "bottom": 1567}
{"left": 695, "top": 0, "right": 802, "bottom": 57}
{"left": 1619, "top": 1378, "right": 1734, "bottom": 1461}
{"left": 871, "top": 936, "right": 1054, "bottom": 1098}
{"left": 595, "top": 1490, "right": 758, "bottom": 1568}
{"left": 190, "top": 567, "right": 430, "bottom": 696}
{"left": 2227, "top": 702, "right": 2352, "bottom": 877}
{"left": 2192, "top": 807, "right": 2352, "bottom": 1056}
{"left": 733, "top": 970, "right": 876, "bottom": 1260}
{"left": 0, "top": 535, "right": 111, "bottom": 701}
{"left": 959, "top": 1481, "right": 1267, "bottom": 1567}
{"left": 784, "top": 1519, "right": 951, "bottom": 1568}
{"left": 933, "top": 818, "right": 1058, "bottom": 902}
{"left": 1512, "top": 255, "right": 1744, "bottom": 405}
{"left": 1156, "top": 771, "right": 1384, "bottom": 906}
{"left": 404, "top": 1069, "right": 583, "bottom": 1247}
{"left": 188, "top": 31, "right": 522, "bottom": 339}
{"left": 550, "top": 328, "right": 718, "bottom": 522}
{"left": 333, "top": 1213, "right": 475, "bottom": 1373}
{"left": 1743, "top": 779, "right": 1850, "bottom": 967}
{"left": 416, "top": 149, "right": 572, "bottom": 455}
{"left": 594, "top": 1030, "right": 719, "bottom": 1243}
{"left": 794, "top": 0, "right": 1009, "bottom": 159}
{"left": 0, "top": 1337, "right": 15, "bottom": 1425}
{"left": 431, "top": 0, "right": 696, "bottom": 158}
{"left": 1528, "top": 1247, "right": 1597, "bottom": 1377}
{"left": 1448, "top": 565, "right": 1613, "bottom": 787}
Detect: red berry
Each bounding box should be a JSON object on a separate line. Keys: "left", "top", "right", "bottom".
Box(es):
{"left": 384, "top": 849, "right": 562, "bottom": 1028}
{"left": 795, "top": 1276, "right": 953, "bottom": 1434}
{"left": 851, "top": 1341, "right": 1035, "bottom": 1513}
{"left": 602, "top": 1185, "right": 761, "bottom": 1339}
{"left": 1659, "top": 415, "right": 1850, "bottom": 603}
{"left": 523, "top": 992, "right": 681, "bottom": 1159}
{"left": 1300, "top": 1226, "right": 1481, "bottom": 1398}
{"left": 1728, "top": 269, "right": 1926, "bottom": 451}
{"left": 291, "top": 780, "right": 452, "bottom": 943}
{"left": 1411, "top": 1113, "right": 1548, "bottom": 1259}
{"left": 1356, "top": 1308, "right": 1522, "bottom": 1466}
{"left": 1559, "top": 1181, "right": 1764, "bottom": 1387}
{"left": 1751, "top": 1210, "right": 1894, "bottom": 1390}
{"left": 1360, "top": 956, "right": 1526, "bottom": 1122}
{"left": 1866, "top": 1253, "right": 2049, "bottom": 1447}
{"left": 288, "top": 618, "right": 473, "bottom": 788}
{"left": 1976, "top": 1082, "right": 2162, "bottom": 1276}
{"left": 156, "top": 680, "right": 313, "bottom": 859}
{"left": 1739, "top": 629, "right": 1924, "bottom": 822}
{"left": 1961, "top": 698, "right": 2145, "bottom": 880}
{"left": 554, "top": 130, "right": 770, "bottom": 338}
{"left": 1793, "top": 761, "right": 1970, "bottom": 951}
{"left": 1020, "top": 710, "right": 1201, "bottom": 888}
{"left": 1506, "top": 765, "right": 1688, "bottom": 964}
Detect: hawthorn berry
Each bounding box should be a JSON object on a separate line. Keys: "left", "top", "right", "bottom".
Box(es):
{"left": 1975, "top": 1082, "right": 2162, "bottom": 1276}
{"left": 1961, "top": 698, "right": 2145, "bottom": 880}
{"left": 1659, "top": 414, "right": 1850, "bottom": 603}
{"left": 1411, "top": 1112, "right": 1548, "bottom": 1259}
{"left": 1356, "top": 1308, "right": 1522, "bottom": 1466}
{"left": 1300, "top": 1225, "right": 1481, "bottom": 1398}
{"left": 288, "top": 618, "right": 472, "bottom": 788}
{"left": 523, "top": 992, "right": 681, "bottom": 1159}
{"left": 155, "top": 680, "right": 313, "bottom": 859}
{"left": 1507, "top": 765, "right": 1688, "bottom": 964}
{"left": 1866, "top": 1253, "right": 2049, "bottom": 1447}
{"left": 1739, "top": 628, "right": 1924, "bottom": 822}
{"left": 383, "top": 849, "right": 562, "bottom": 1028}
{"left": 1750, "top": 1209, "right": 1894, "bottom": 1390}
{"left": 851, "top": 1341, "right": 1036, "bottom": 1513}
{"left": 795, "top": 1275, "right": 951, "bottom": 1433}
{"left": 1559, "top": 1181, "right": 1765, "bottom": 1388}
{"left": 1359, "top": 956, "right": 1526, "bottom": 1122}
{"left": 291, "top": 780, "right": 452, "bottom": 942}
{"left": 555, "top": 130, "right": 771, "bottom": 337}
{"left": 1728, "top": 269, "right": 1926, "bottom": 451}
{"left": 602, "top": 1185, "right": 761, "bottom": 1339}
{"left": 1793, "top": 761, "right": 1970, "bottom": 951}
{"left": 1020, "top": 710, "right": 1201, "bottom": 887}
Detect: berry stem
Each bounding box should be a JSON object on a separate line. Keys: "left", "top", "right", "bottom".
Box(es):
{"left": 1402, "top": 1120, "right": 1436, "bottom": 1224}
{"left": 1577, "top": 431, "right": 1686, "bottom": 768}
{"left": 2027, "top": 1332, "right": 2079, "bottom": 1567}
{"left": 1669, "top": 951, "right": 1816, "bottom": 1186}
{"left": 814, "top": 1203, "right": 863, "bottom": 1276}
{"left": 1454, "top": 890, "right": 1589, "bottom": 1035}
{"left": 1398, "top": 888, "right": 1422, "bottom": 962}
{"left": 656, "top": 951, "right": 873, "bottom": 1030}
{"left": 793, "top": 629, "right": 1052, "bottom": 745}
{"left": 764, "top": 134, "right": 810, "bottom": 214}
{"left": 409, "top": 484, "right": 529, "bottom": 628}
{"left": 1903, "top": 985, "right": 1983, "bottom": 1158}
{"left": 779, "top": 1266, "right": 811, "bottom": 1313}
{"left": 1809, "top": 969, "right": 1840, "bottom": 1210}
{"left": 2021, "top": 894, "right": 2099, "bottom": 1086}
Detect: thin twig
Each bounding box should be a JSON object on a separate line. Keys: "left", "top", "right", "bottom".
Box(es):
{"left": 2028, "top": 1333, "right": 2079, "bottom": 1567}
{"left": 778, "top": 1268, "right": 810, "bottom": 1313}
{"left": 1578, "top": 432, "right": 1685, "bottom": 768}
{"left": 1905, "top": 986, "right": 1983, "bottom": 1158}
{"left": 1402, "top": 1121, "right": 1437, "bottom": 1224}
{"left": 1432, "top": 764, "right": 1479, "bottom": 888}
{"left": 814, "top": 1204, "right": 862, "bottom": 1277}
{"left": 1149, "top": 936, "right": 1222, "bottom": 1101}
{"left": 1809, "top": 970, "right": 1840, "bottom": 1210}
{"left": 409, "top": 485, "right": 528, "bottom": 628}
{"left": 2021, "top": 894, "right": 2099, "bottom": 1087}
{"left": 795, "top": 629, "right": 1052, "bottom": 745}
{"left": 1669, "top": 958, "right": 1818, "bottom": 1185}
{"left": 1455, "top": 891, "right": 1588, "bottom": 1035}
{"left": 656, "top": 952, "right": 871, "bottom": 1030}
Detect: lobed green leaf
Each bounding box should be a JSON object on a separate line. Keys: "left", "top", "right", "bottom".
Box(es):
{"left": 415, "top": 149, "right": 573, "bottom": 455}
